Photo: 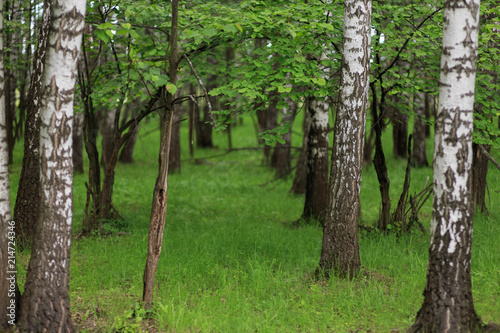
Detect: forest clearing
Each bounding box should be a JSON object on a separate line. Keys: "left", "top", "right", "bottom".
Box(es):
{"left": 0, "top": 0, "right": 499, "bottom": 332}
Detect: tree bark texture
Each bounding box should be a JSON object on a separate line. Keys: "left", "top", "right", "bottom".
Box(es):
{"left": 318, "top": 0, "right": 371, "bottom": 278}
{"left": 143, "top": 0, "right": 178, "bottom": 309}
{"left": 0, "top": 4, "right": 17, "bottom": 328}
{"left": 409, "top": 0, "right": 483, "bottom": 331}
{"left": 301, "top": 97, "right": 329, "bottom": 223}
{"left": 20, "top": 1, "right": 86, "bottom": 331}
{"left": 290, "top": 107, "right": 311, "bottom": 195}
{"left": 13, "top": 0, "right": 52, "bottom": 249}
{"left": 413, "top": 92, "right": 429, "bottom": 167}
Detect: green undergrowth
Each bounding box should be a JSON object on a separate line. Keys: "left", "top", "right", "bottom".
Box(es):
{"left": 11, "top": 113, "right": 500, "bottom": 332}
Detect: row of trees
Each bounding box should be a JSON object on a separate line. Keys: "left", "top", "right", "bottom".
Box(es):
{"left": 0, "top": 0, "right": 498, "bottom": 331}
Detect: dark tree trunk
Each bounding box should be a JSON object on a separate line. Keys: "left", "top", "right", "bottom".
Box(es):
{"left": 370, "top": 83, "right": 391, "bottom": 231}
{"left": 412, "top": 92, "right": 429, "bottom": 167}
{"left": 168, "top": 103, "right": 181, "bottom": 173}
{"left": 424, "top": 93, "right": 433, "bottom": 138}
{"left": 73, "top": 112, "right": 84, "bottom": 173}
{"left": 390, "top": 97, "right": 408, "bottom": 159}
{"left": 271, "top": 96, "right": 297, "bottom": 178}
{"left": 318, "top": 0, "right": 371, "bottom": 278}
{"left": 14, "top": 0, "right": 52, "bottom": 249}
{"left": 194, "top": 71, "right": 216, "bottom": 149}
{"left": 363, "top": 119, "right": 374, "bottom": 165}
{"left": 472, "top": 143, "right": 490, "bottom": 214}
{"left": 301, "top": 97, "right": 329, "bottom": 223}
{"left": 290, "top": 107, "right": 311, "bottom": 195}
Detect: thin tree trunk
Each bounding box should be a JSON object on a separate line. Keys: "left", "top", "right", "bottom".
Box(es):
{"left": 409, "top": 0, "right": 483, "bottom": 330}
{"left": 290, "top": 107, "right": 311, "bottom": 194}
{"left": 318, "top": 0, "right": 372, "bottom": 278}
{"left": 391, "top": 99, "right": 408, "bottom": 159}
{"left": 412, "top": 92, "right": 429, "bottom": 167}
{"left": 371, "top": 84, "right": 391, "bottom": 231}
{"left": 143, "top": 0, "right": 178, "bottom": 310}
{"left": 168, "top": 101, "right": 181, "bottom": 173}
{"left": 100, "top": 106, "right": 116, "bottom": 167}
{"left": 20, "top": 1, "right": 86, "bottom": 331}
{"left": 13, "top": 0, "right": 52, "bottom": 249}
{"left": 73, "top": 112, "right": 84, "bottom": 173}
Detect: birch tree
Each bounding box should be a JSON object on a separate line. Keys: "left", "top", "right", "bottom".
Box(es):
{"left": 317, "top": 0, "right": 372, "bottom": 278}
{"left": 14, "top": 0, "right": 52, "bottom": 248}
{"left": 409, "top": 0, "right": 484, "bottom": 331}
{"left": 0, "top": 1, "right": 16, "bottom": 328}
{"left": 19, "top": 0, "right": 86, "bottom": 331}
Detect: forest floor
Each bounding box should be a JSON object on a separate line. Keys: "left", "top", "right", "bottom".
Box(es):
{"left": 10, "top": 112, "right": 500, "bottom": 332}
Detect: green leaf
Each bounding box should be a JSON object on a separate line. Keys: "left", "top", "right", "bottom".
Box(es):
{"left": 121, "top": 23, "right": 132, "bottom": 30}
{"left": 96, "top": 29, "right": 109, "bottom": 43}
{"left": 166, "top": 84, "right": 177, "bottom": 94}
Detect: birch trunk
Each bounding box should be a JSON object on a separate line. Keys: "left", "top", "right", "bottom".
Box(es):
{"left": 409, "top": 0, "right": 483, "bottom": 331}
{"left": 13, "top": 0, "right": 52, "bottom": 248}
{"left": 318, "top": 0, "right": 371, "bottom": 278}
{"left": 0, "top": 2, "right": 16, "bottom": 328}
{"left": 301, "top": 97, "right": 329, "bottom": 223}
{"left": 19, "top": 0, "right": 86, "bottom": 331}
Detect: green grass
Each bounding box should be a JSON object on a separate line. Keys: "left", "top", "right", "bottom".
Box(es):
{"left": 11, "top": 112, "right": 500, "bottom": 332}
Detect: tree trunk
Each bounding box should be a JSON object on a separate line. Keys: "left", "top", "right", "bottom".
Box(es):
{"left": 412, "top": 92, "right": 429, "bottom": 167}
{"left": 424, "top": 93, "right": 433, "bottom": 138}
{"left": 13, "top": 0, "right": 52, "bottom": 249}
{"left": 371, "top": 84, "right": 391, "bottom": 231}
{"left": 169, "top": 101, "right": 181, "bottom": 173}
{"left": 100, "top": 107, "right": 116, "bottom": 167}
{"left": 271, "top": 96, "right": 297, "bottom": 178}
{"left": 390, "top": 97, "right": 408, "bottom": 159}
{"left": 73, "top": 112, "right": 84, "bottom": 173}
{"left": 301, "top": 97, "right": 329, "bottom": 223}
{"left": 289, "top": 107, "right": 311, "bottom": 195}
{"left": 194, "top": 74, "right": 215, "bottom": 148}
{"left": 318, "top": 0, "right": 371, "bottom": 278}
{"left": 143, "top": 0, "right": 178, "bottom": 310}
{"left": 20, "top": 1, "right": 86, "bottom": 331}
{"left": 258, "top": 92, "right": 279, "bottom": 165}
{"left": 0, "top": 4, "right": 18, "bottom": 328}
{"left": 409, "top": 0, "right": 483, "bottom": 331}
{"left": 472, "top": 143, "right": 489, "bottom": 214}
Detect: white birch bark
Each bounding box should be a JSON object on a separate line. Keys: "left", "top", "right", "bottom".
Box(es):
{"left": 20, "top": 0, "right": 86, "bottom": 331}
{"left": 0, "top": 0, "right": 15, "bottom": 328}
{"left": 318, "top": 0, "right": 372, "bottom": 277}
{"left": 410, "top": 0, "right": 483, "bottom": 331}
